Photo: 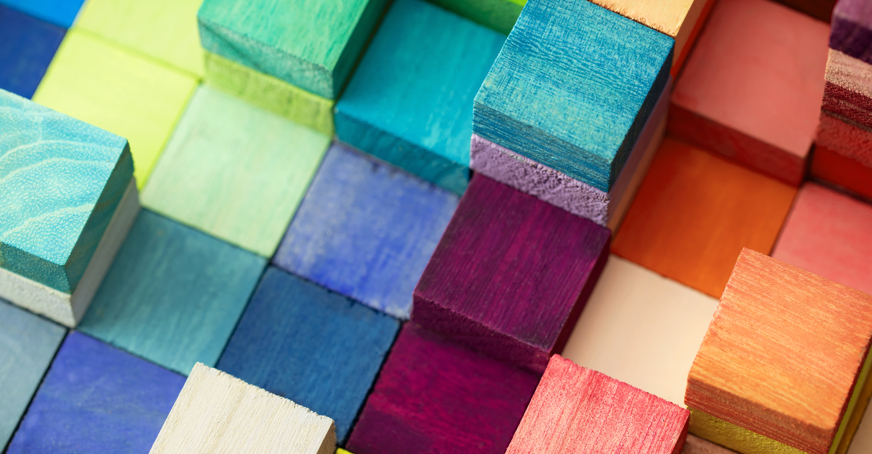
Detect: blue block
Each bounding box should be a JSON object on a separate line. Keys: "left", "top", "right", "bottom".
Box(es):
{"left": 0, "top": 0, "right": 85, "bottom": 28}
{"left": 217, "top": 267, "right": 399, "bottom": 443}
{"left": 273, "top": 143, "right": 458, "bottom": 319}
{"left": 334, "top": 0, "right": 505, "bottom": 195}
{"left": 473, "top": 0, "right": 674, "bottom": 192}
{"left": 0, "top": 6, "right": 64, "bottom": 99}
{"left": 78, "top": 210, "right": 265, "bottom": 375}
{"left": 7, "top": 331, "right": 185, "bottom": 453}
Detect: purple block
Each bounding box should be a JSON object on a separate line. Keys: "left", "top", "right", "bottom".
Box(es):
{"left": 831, "top": 0, "right": 872, "bottom": 64}
{"left": 412, "top": 174, "right": 610, "bottom": 373}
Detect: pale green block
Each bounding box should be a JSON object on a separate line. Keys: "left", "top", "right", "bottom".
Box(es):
{"left": 141, "top": 85, "right": 331, "bottom": 257}
{"left": 427, "top": 0, "right": 525, "bottom": 34}
{"left": 32, "top": 29, "right": 198, "bottom": 189}
{"left": 204, "top": 51, "right": 333, "bottom": 135}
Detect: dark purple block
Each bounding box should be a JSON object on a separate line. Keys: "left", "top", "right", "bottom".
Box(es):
{"left": 412, "top": 174, "right": 610, "bottom": 373}
{"left": 346, "top": 323, "right": 540, "bottom": 454}
{"left": 831, "top": 0, "right": 872, "bottom": 64}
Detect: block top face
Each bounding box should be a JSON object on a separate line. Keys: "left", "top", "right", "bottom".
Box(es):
{"left": 0, "top": 0, "right": 86, "bottom": 28}
{"left": 687, "top": 248, "right": 872, "bottom": 453}
{"left": 474, "top": 0, "right": 673, "bottom": 192}
{"left": 831, "top": 0, "right": 872, "bottom": 63}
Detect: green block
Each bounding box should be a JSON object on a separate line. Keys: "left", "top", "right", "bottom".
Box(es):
{"left": 141, "top": 85, "right": 331, "bottom": 257}
{"left": 427, "top": 0, "right": 524, "bottom": 34}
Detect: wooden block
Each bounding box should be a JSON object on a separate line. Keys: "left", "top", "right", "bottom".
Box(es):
{"left": 849, "top": 408, "right": 872, "bottom": 453}
{"left": 346, "top": 323, "right": 540, "bottom": 454}
{"left": 426, "top": 0, "right": 523, "bottom": 34}
{"left": 272, "top": 143, "right": 458, "bottom": 319}
{"left": 507, "top": 355, "right": 689, "bottom": 454}
{"left": 686, "top": 249, "right": 872, "bottom": 454}
{"left": 33, "top": 29, "right": 198, "bottom": 189}
{"left": 612, "top": 137, "right": 796, "bottom": 299}
{"left": 822, "top": 50, "right": 872, "bottom": 130}
{"left": 815, "top": 110, "right": 872, "bottom": 167}
{"left": 668, "top": 0, "right": 829, "bottom": 185}
{"left": 811, "top": 143, "right": 872, "bottom": 201}
{"left": 0, "top": 6, "right": 64, "bottom": 99}
{"left": 769, "top": 0, "right": 836, "bottom": 22}
{"left": 473, "top": 0, "right": 673, "bottom": 193}
{"left": 217, "top": 267, "right": 400, "bottom": 443}
{"left": 335, "top": 0, "right": 504, "bottom": 195}
{"left": 831, "top": 0, "right": 871, "bottom": 58}
{"left": 7, "top": 331, "right": 186, "bottom": 453}
{"left": 78, "top": 210, "right": 265, "bottom": 375}
{"left": 562, "top": 255, "right": 718, "bottom": 407}
{"left": 75, "top": 0, "right": 204, "bottom": 77}
{"left": 683, "top": 435, "right": 739, "bottom": 454}
{"left": 0, "top": 0, "right": 84, "bottom": 28}
{"left": 412, "top": 174, "right": 610, "bottom": 372}
{"left": 150, "top": 363, "right": 336, "bottom": 454}
{"left": 0, "top": 299, "right": 65, "bottom": 448}
{"left": 198, "top": 0, "right": 387, "bottom": 100}
{"left": 141, "top": 85, "right": 330, "bottom": 257}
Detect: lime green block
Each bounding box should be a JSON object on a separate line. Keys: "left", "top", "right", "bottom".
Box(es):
{"left": 204, "top": 51, "right": 333, "bottom": 135}
{"left": 76, "top": 0, "right": 205, "bottom": 77}
{"left": 427, "top": 0, "right": 525, "bottom": 34}
{"left": 33, "top": 29, "right": 198, "bottom": 189}
{"left": 141, "top": 85, "right": 331, "bottom": 257}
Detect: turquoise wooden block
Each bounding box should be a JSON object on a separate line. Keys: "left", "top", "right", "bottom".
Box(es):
{"left": 0, "top": 88, "right": 133, "bottom": 293}
{"left": 197, "top": 0, "right": 389, "bottom": 99}
{"left": 335, "top": 0, "right": 505, "bottom": 195}
{"left": 78, "top": 210, "right": 265, "bottom": 375}
{"left": 473, "top": 0, "right": 673, "bottom": 192}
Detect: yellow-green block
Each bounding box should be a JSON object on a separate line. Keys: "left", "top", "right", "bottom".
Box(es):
{"left": 141, "top": 85, "right": 330, "bottom": 257}
{"left": 337, "top": 449, "right": 354, "bottom": 454}
{"left": 689, "top": 408, "right": 805, "bottom": 454}
{"left": 33, "top": 29, "right": 198, "bottom": 189}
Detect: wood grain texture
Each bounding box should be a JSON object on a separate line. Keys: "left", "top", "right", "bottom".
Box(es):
{"left": 335, "top": 0, "right": 504, "bottom": 195}
{"left": 831, "top": 0, "right": 872, "bottom": 63}
{"left": 413, "top": 174, "right": 610, "bottom": 373}
{"left": 426, "top": 0, "right": 523, "bottom": 34}
{"left": 687, "top": 249, "right": 872, "bottom": 454}
{"left": 822, "top": 50, "right": 872, "bottom": 130}
{"left": 0, "top": 0, "right": 85, "bottom": 28}
{"left": 0, "top": 6, "right": 64, "bottom": 99}
{"left": 272, "top": 142, "right": 458, "bottom": 319}
{"left": 473, "top": 0, "right": 673, "bottom": 193}
{"left": 669, "top": 0, "right": 829, "bottom": 185}
{"left": 346, "top": 323, "right": 540, "bottom": 454}
{"left": 33, "top": 29, "right": 197, "bottom": 189}
{"left": 683, "top": 435, "right": 738, "bottom": 454}
{"left": 811, "top": 143, "right": 872, "bottom": 201}
{"left": 7, "top": 331, "right": 186, "bottom": 453}
{"left": 612, "top": 137, "right": 796, "bottom": 299}
{"left": 141, "top": 85, "right": 330, "bottom": 257}
{"left": 507, "top": 355, "right": 689, "bottom": 454}
{"left": 78, "top": 210, "right": 265, "bottom": 375}
{"left": 217, "top": 267, "right": 399, "bottom": 443}
{"left": 198, "top": 0, "right": 388, "bottom": 99}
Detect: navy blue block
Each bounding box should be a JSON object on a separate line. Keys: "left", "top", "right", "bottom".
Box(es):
{"left": 0, "top": 0, "right": 85, "bottom": 28}
{"left": 0, "top": 5, "right": 65, "bottom": 99}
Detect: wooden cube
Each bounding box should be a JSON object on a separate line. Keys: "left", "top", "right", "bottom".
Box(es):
{"left": 0, "top": 6, "right": 64, "bottom": 99}
{"left": 812, "top": 111, "right": 872, "bottom": 201}
{"left": 0, "top": 0, "right": 85, "bottom": 27}
{"left": 822, "top": 49, "right": 872, "bottom": 131}
{"left": 830, "top": 0, "right": 872, "bottom": 62}
{"left": 426, "top": 0, "right": 523, "bottom": 34}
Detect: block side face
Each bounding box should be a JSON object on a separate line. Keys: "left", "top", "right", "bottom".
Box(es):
{"left": 330, "top": 0, "right": 390, "bottom": 97}
{"left": 811, "top": 144, "right": 872, "bottom": 201}
{"left": 0, "top": 0, "right": 86, "bottom": 28}
{"left": 687, "top": 408, "right": 807, "bottom": 454}
{"left": 816, "top": 110, "right": 872, "bottom": 169}
{"left": 427, "top": 0, "right": 523, "bottom": 34}
{"left": 0, "top": 6, "right": 65, "bottom": 99}
{"left": 823, "top": 50, "right": 872, "bottom": 130}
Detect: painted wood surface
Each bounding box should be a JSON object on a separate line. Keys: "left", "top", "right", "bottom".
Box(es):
{"left": 7, "top": 331, "right": 186, "bottom": 453}
{"left": 33, "top": 29, "right": 198, "bottom": 189}
{"left": 272, "top": 142, "right": 458, "bottom": 319}
{"left": 507, "top": 355, "right": 689, "bottom": 454}
{"left": 668, "top": 0, "right": 829, "bottom": 185}
{"left": 831, "top": 0, "right": 872, "bottom": 63}
{"left": 816, "top": 110, "right": 872, "bottom": 166}
{"left": 335, "top": 0, "right": 504, "bottom": 195}
{"left": 773, "top": 0, "right": 836, "bottom": 22}
{"left": 426, "top": 0, "right": 523, "bottom": 34}
{"left": 141, "top": 85, "right": 330, "bottom": 257}
{"left": 0, "top": 0, "right": 84, "bottom": 28}
{"left": 822, "top": 50, "right": 872, "bottom": 130}
{"left": 562, "top": 255, "right": 718, "bottom": 408}
{"left": 687, "top": 249, "right": 872, "bottom": 454}
{"left": 78, "top": 210, "right": 265, "bottom": 375}
{"left": 683, "top": 435, "right": 738, "bottom": 454}
{"left": 473, "top": 0, "right": 673, "bottom": 193}
{"left": 612, "top": 137, "right": 796, "bottom": 299}
{"left": 412, "top": 174, "right": 610, "bottom": 373}
{"left": 0, "top": 299, "right": 65, "bottom": 449}
{"left": 150, "top": 363, "right": 336, "bottom": 454}
{"left": 812, "top": 144, "right": 872, "bottom": 201}
{"left": 0, "top": 6, "right": 64, "bottom": 99}
{"left": 217, "top": 267, "right": 399, "bottom": 443}
{"left": 346, "top": 323, "right": 540, "bottom": 454}
{"left": 198, "top": 0, "right": 388, "bottom": 99}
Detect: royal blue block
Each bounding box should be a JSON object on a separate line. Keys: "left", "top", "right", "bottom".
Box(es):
{"left": 0, "top": 0, "right": 85, "bottom": 28}
{"left": 217, "top": 267, "right": 399, "bottom": 443}
{"left": 272, "top": 143, "right": 458, "bottom": 319}
{"left": 7, "top": 331, "right": 185, "bottom": 453}
{"left": 0, "top": 6, "right": 64, "bottom": 99}
{"left": 78, "top": 210, "right": 265, "bottom": 375}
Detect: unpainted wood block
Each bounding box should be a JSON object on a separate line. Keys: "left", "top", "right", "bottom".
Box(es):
{"left": 669, "top": 0, "right": 829, "bottom": 185}
{"left": 346, "top": 323, "right": 540, "bottom": 454}
{"left": 822, "top": 50, "right": 872, "bottom": 130}
{"left": 7, "top": 331, "right": 186, "bottom": 453}
{"left": 0, "top": 6, "right": 64, "bottom": 99}
{"left": 831, "top": 0, "right": 872, "bottom": 61}
{"left": 142, "top": 85, "right": 330, "bottom": 257}
{"left": 811, "top": 143, "right": 872, "bottom": 201}
{"left": 198, "top": 0, "right": 388, "bottom": 99}
{"left": 473, "top": 0, "right": 673, "bottom": 193}
{"left": 507, "top": 355, "right": 689, "bottom": 454}
{"left": 612, "top": 137, "right": 796, "bottom": 299}
{"left": 272, "top": 142, "right": 458, "bottom": 319}
{"left": 150, "top": 363, "right": 336, "bottom": 454}
{"left": 335, "top": 0, "right": 504, "bottom": 195}
{"left": 0, "top": 0, "right": 84, "bottom": 28}
{"left": 33, "top": 29, "right": 197, "bottom": 189}
{"left": 426, "top": 0, "right": 523, "bottom": 34}
{"left": 683, "top": 435, "right": 739, "bottom": 454}
{"left": 687, "top": 249, "right": 872, "bottom": 454}
{"left": 78, "top": 210, "right": 265, "bottom": 375}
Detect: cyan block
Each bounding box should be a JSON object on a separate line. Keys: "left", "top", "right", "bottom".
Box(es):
{"left": 0, "top": 6, "right": 65, "bottom": 99}
{"left": 473, "top": 0, "right": 673, "bottom": 192}
{"left": 0, "top": 0, "right": 85, "bottom": 28}
{"left": 334, "top": 0, "right": 505, "bottom": 195}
